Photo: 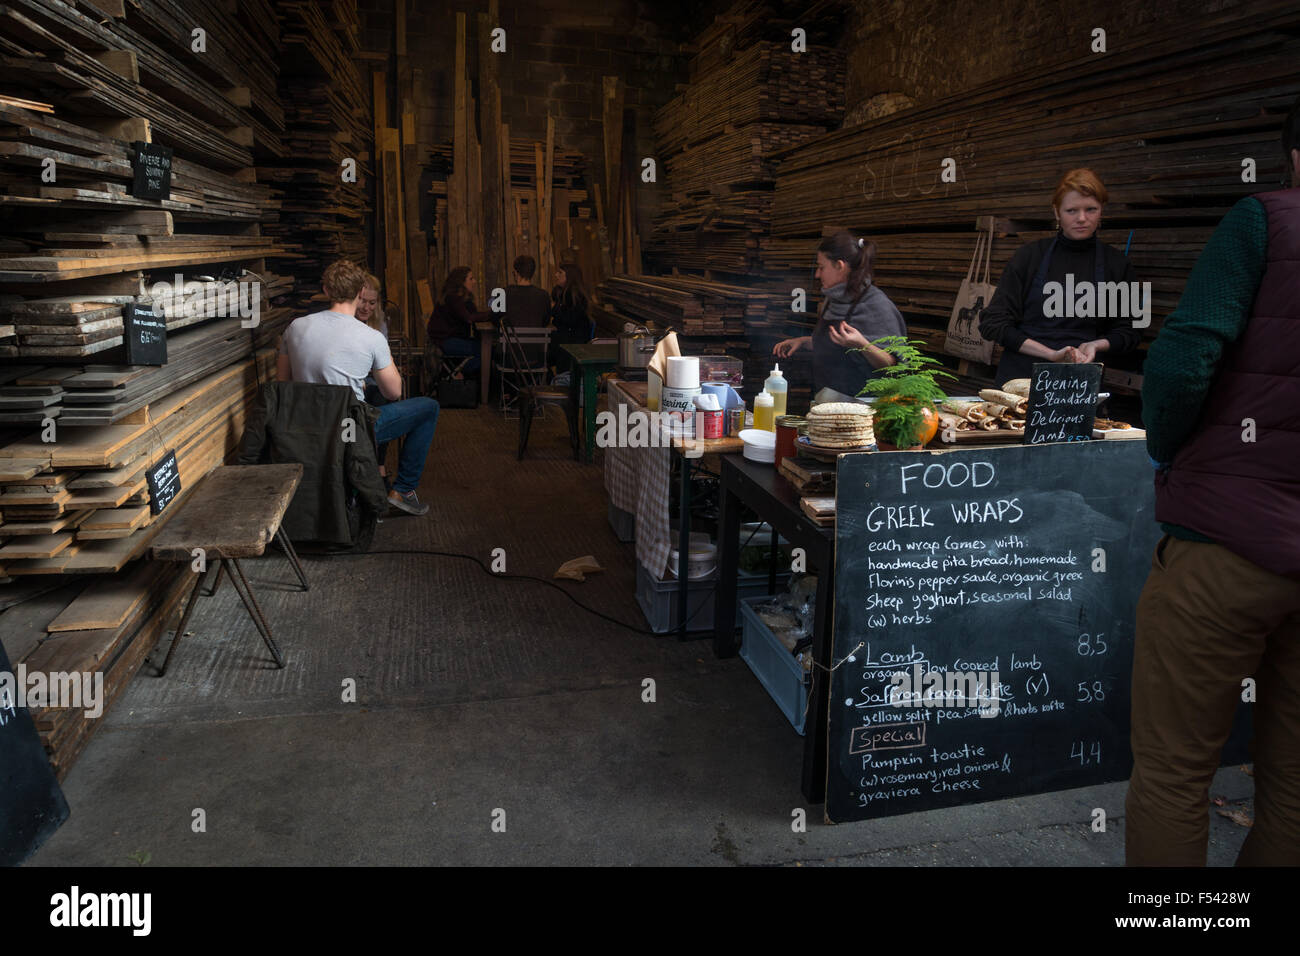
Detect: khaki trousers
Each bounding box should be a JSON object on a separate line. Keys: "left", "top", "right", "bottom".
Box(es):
{"left": 1126, "top": 535, "right": 1300, "bottom": 865}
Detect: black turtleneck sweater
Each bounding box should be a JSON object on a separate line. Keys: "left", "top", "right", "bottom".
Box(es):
{"left": 978, "top": 233, "right": 1141, "bottom": 374}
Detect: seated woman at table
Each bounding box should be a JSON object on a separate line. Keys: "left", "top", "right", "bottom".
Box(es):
{"left": 357, "top": 272, "right": 389, "bottom": 338}
{"left": 428, "top": 266, "right": 490, "bottom": 376}
{"left": 549, "top": 262, "right": 592, "bottom": 370}
{"left": 359, "top": 273, "right": 392, "bottom": 485}
{"left": 772, "top": 230, "right": 904, "bottom": 399}
{"left": 978, "top": 168, "right": 1142, "bottom": 382}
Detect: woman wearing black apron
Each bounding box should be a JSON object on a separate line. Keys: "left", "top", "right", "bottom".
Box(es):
{"left": 979, "top": 169, "right": 1142, "bottom": 382}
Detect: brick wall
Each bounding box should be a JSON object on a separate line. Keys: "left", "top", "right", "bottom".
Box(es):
{"left": 843, "top": 0, "right": 1248, "bottom": 114}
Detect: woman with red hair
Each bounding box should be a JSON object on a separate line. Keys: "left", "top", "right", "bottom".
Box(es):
{"left": 979, "top": 168, "right": 1142, "bottom": 382}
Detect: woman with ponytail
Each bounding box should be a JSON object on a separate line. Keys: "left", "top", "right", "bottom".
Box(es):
{"left": 773, "top": 231, "right": 906, "bottom": 398}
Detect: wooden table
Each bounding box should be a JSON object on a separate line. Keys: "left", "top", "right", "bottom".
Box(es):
{"left": 474, "top": 320, "right": 497, "bottom": 405}
{"left": 560, "top": 343, "right": 618, "bottom": 463}
{"left": 150, "top": 464, "right": 307, "bottom": 675}
{"left": 714, "top": 454, "right": 836, "bottom": 802}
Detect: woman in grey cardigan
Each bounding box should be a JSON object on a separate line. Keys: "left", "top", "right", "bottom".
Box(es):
{"left": 773, "top": 231, "right": 906, "bottom": 397}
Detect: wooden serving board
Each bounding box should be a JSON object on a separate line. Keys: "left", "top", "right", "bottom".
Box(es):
{"left": 932, "top": 428, "right": 1025, "bottom": 445}
{"left": 1093, "top": 427, "right": 1147, "bottom": 440}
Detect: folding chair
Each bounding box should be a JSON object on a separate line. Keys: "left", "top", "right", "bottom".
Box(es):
{"left": 498, "top": 319, "right": 578, "bottom": 460}
{"left": 496, "top": 321, "right": 551, "bottom": 414}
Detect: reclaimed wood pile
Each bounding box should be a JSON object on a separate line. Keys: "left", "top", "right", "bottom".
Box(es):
{"left": 647, "top": 27, "right": 844, "bottom": 278}
{"left": 0, "top": 0, "right": 308, "bottom": 776}
{"left": 766, "top": 1, "right": 1300, "bottom": 395}
{"left": 260, "top": 0, "right": 371, "bottom": 307}
{"left": 1, "top": 560, "right": 193, "bottom": 779}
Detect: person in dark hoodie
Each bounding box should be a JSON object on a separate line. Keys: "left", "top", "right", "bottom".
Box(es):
{"left": 1125, "top": 96, "right": 1300, "bottom": 867}
{"left": 772, "top": 230, "right": 904, "bottom": 397}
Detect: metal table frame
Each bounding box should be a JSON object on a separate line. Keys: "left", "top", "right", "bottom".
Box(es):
{"left": 713, "top": 454, "right": 836, "bottom": 802}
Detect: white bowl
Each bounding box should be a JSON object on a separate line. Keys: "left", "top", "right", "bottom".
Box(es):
{"left": 738, "top": 428, "right": 776, "bottom": 463}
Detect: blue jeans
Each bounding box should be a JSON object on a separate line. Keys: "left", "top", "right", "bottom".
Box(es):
{"left": 374, "top": 397, "right": 440, "bottom": 494}
{"left": 440, "top": 336, "right": 480, "bottom": 373}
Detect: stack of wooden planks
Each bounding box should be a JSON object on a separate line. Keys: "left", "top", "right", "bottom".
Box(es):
{"left": 765, "top": 2, "right": 1300, "bottom": 395}
{"left": 646, "top": 2, "right": 845, "bottom": 281}
{"left": 1, "top": 560, "right": 193, "bottom": 779}
{"left": 0, "top": 348, "right": 275, "bottom": 577}
{"left": 0, "top": 0, "right": 283, "bottom": 168}
{"left": 261, "top": 0, "right": 371, "bottom": 308}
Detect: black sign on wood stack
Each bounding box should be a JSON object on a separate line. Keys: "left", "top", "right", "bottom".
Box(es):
{"left": 124, "top": 303, "right": 167, "bottom": 366}
{"left": 0, "top": 640, "right": 70, "bottom": 865}
{"left": 825, "top": 441, "right": 1250, "bottom": 824}
{"left": 1022, "top": 362, "right": 1102, "bottom": 444}
{"left": 129, "top": 141, "right": 173, "bottom": 200}
{"left": 146, "top": 450, "right": 181, "bottom": 516}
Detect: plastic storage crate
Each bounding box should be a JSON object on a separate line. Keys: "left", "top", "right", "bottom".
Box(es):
{"left": 635, "top": 563, "right": 789, "bottom": 634}
{"left": 607, "top": 502, "right": 635, "bottom": 543}
{"left": 738, "top": 595, "right": 810, "bottom": 735}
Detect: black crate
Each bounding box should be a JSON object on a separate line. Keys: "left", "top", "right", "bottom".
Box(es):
{"left": 435, "top": 377, "right": 479, "bottom": 408}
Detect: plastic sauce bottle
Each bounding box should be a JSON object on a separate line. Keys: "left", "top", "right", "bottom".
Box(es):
{"left": 753, "top": 390, "right": 775, "bottom": 432}
{"left": 764, "top": 363, "right": 788, "bottom": 418}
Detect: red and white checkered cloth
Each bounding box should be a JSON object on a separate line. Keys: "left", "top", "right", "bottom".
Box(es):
{"left": 604, "top": 381, "right": 673, "bottom": 579}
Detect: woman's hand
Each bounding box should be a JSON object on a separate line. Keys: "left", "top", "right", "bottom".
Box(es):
{"left": 1048, "top": 346, "right": 1080, "bottom": 363}
{"left": 773, "top": 336, "right": 810, "bottom": 358}
{"left": 1072, "top": 340, "right": 1107, "bottom": 364}
{"left": 827, "top": 321, "right": 869, "bottom": 349}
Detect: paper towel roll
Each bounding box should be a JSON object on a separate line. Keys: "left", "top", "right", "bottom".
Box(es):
{"left": 666, "top": 355, "right": 699, "bottom": 389}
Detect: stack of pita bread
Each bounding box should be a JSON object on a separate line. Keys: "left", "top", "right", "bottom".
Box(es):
{"left": 805, "top": 402, "right": 875, "bottom": 448}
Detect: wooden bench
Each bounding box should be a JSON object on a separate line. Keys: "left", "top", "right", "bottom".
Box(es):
{"left": 150, "top": 464, "right": 307, "bottom": 675}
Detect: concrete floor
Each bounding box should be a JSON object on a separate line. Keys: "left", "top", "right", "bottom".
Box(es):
{"left": 29, "top": 403, "right": 1255, "bottom": 866}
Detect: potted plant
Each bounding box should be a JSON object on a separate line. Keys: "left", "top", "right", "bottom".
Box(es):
{"left": 854, "top": 336, "right": 955, "bottom": 451}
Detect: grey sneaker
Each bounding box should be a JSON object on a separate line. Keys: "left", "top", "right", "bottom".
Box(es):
{"left": 388, "top": 489, "right": 430, "bottom": 516}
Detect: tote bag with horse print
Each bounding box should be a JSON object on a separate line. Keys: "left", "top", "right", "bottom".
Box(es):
{"left": 944, "top": 222, "right": 996, "bottom": 364}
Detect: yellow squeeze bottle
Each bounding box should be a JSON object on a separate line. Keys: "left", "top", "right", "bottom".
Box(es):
{"left": 764, "top": 363, "right": 788, "bottom": 418}
{"left": 753, "top": 390, "right": 775, "bottom": 431}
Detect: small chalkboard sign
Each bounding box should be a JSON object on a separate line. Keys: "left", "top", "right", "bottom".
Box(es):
{"left": 124, "top": 303, "right": 167, "bottom": 366}
{"left": 1, "top": 640, "right": 70, "bottom": 865}
{"left": 1022, "top": 362, "right": 1102, "bottom": 444}
{"left": 129, "top": 141, "right": 172, "bottom": 200}
{"left": 825, "top": 441, "right": 1251, "bottom": 824}
{"left": 146, "top": 450, "right": 181, "bottom": 515}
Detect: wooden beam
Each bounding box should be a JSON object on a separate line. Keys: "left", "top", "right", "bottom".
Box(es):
{"left": 91, "top": 49, "right": 137, "bottom": 83}
{"left": 478, "top": 6, "right": 505, "bottom": 293}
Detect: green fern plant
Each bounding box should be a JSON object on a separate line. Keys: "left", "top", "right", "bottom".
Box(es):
{"left": 854, "top": 336, "right": 955, "bottom": 448}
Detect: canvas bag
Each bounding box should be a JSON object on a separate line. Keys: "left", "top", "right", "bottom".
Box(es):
{"left": 944, "top": 223, "right": 996, "bottom": 363}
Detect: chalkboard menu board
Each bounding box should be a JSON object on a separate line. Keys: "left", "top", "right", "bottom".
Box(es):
{"left": 826, "top": 441, "right": 1249, "bottom": 823}
{"left": 124, "top": 303, "right": 167, "bottom": 365}
{"left": 146, "top": 450, "right": 181, "bottom": 515}
{"left": 1, "top": 640, "right": 70, "bottom": 864}
{"left": 1022, "top": 362, "right": 1101, "bottom": 444}
{"left": 130, "top": 141, "right": 172, "bottom": 199}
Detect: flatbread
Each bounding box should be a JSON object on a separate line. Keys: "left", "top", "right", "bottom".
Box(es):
{"left": 1001, "top": 379, "right": 1031, "bottom": 398}
{"left": 808, "top": 402, "right": 872, "bottom": 417}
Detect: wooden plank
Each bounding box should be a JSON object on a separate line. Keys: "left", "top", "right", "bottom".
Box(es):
{"left": 45, "top": 558, "right": 162, "bottom": 632}
{"left": 0, "top": 533, "right": 74, "bottom": 560}
{"left": 479, "top": 5, "right": 505, "bottom": 293}
{"left": 150, "top": 464, "right": 303, "bottom": 560}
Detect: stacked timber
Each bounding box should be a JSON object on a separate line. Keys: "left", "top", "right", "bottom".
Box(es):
{"left": 766, "top": 1, "right": 1300, "bottom": 395}
{"left": 0, "top": 1, "right": 292, "bottom": 778}
{"left": 262, "top": 0, "right": 371, "bottom": 306}
{"left": 0, "top": 0, "right": 283, "bottom": 167}
{"left": 647, "top": 0, "right": 844, "bottom": 280}
{"left": 428, "top": 137, "right": 605, "bottom": 293}
{"left": 5, "top": 561, "right": 193, "bottom": 780}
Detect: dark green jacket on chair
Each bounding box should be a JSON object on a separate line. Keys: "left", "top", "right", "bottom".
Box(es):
{"left": 237, "top": 381, "right": 388, "bottom": 550}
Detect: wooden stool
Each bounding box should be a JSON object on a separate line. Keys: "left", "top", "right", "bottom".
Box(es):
{"left": 150, "top": 464, "right": 307, "bottom": 676}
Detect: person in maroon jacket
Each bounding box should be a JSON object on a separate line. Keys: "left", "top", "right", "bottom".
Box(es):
{"left": 428, "top": 266, "right": 491, "bottom": 376}
{"left": 1126, "top": 97, "right": 1300, "bottom": 866}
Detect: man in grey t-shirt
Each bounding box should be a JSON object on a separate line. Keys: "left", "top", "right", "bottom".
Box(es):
{"left": 277, "top": 260, "right": 439, "bottom": 516}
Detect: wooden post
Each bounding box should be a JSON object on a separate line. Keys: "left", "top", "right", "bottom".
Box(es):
{"left": 479, "top": 4, "right": 505, "bottom": 295}
{"left": 450, "top": 14, "right": 469, "bottom": 279}
{"left": 601, "top": 76, "right": 624, "bottom": 260}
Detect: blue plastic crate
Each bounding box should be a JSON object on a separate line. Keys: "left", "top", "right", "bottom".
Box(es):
{"left": 738, "top": 595, "right": 810, "bottom": 735}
